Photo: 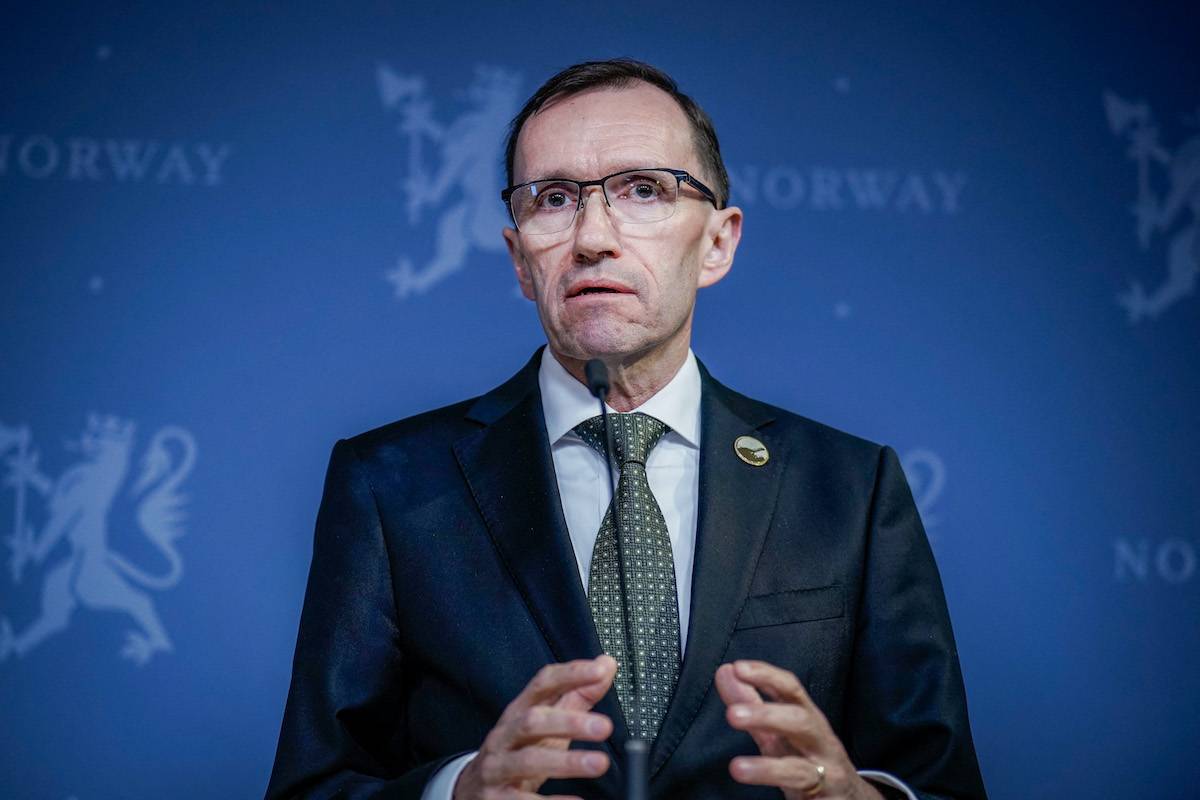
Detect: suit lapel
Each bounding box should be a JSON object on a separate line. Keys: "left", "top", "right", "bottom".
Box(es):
{"left": 452, "top": 352, "right": 631, "bottom": 766}
{"left": 650, "top": 365, "right": 785, "bottom": 777}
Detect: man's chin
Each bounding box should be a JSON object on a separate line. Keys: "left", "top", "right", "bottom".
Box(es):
{"left": 549, "top": 335, "right": 657, "bottom": 367}
{"left": 546, "top": 320, "right": 619, "bottom": 353}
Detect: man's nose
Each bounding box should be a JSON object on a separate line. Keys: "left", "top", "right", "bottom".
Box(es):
{"left": 572, "top": 187, "right": 621, "bottom": 264}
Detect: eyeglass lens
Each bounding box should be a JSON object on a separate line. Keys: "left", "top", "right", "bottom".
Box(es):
{"left": 510, "top": 169, "right": 680, "bottom": 234}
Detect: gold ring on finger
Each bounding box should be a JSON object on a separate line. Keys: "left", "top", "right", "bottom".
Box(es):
{"left": 803, "top": 762, "right": 826, "bottom": 797}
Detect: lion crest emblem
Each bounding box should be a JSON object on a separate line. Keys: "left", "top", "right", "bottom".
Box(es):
{"left": 0, "top": 414, "right": 196, "bottom": 666}
{"left": 1104, "top": 92, "right": 1200, "bottom": 322}
{"left": 376, "top": 63, "right": 521, "bottom": 297}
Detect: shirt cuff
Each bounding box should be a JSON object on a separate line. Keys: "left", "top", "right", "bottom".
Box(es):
{"left": 858, "top": 769, "right": 919, "bottom": 800}
{"left": 420, "top": 751, "right": 478, "bottom": 800}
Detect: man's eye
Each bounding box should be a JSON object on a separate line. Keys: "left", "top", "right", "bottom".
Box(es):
{"left": 628, "top": 181, "right": 663, "bottom": 200}
{"left": 534, "top": 186, "right": 576, "bottom": 210}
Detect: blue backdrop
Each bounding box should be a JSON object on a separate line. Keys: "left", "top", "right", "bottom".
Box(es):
{"left": 2, "top": 3, "right": 1197, "bottom": 798}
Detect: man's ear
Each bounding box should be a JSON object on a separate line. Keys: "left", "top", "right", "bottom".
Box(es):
{"left": 697, "top": 205, "right": 743, "bottom": 289}
{"left": 504, "top": 227, "right": 536, "bottom": 300}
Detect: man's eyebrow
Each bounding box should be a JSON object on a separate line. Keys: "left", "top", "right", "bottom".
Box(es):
{"left": 523, "top": 168, "right": 576, "bottom": 181}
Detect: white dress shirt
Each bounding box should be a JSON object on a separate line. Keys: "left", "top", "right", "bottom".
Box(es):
{"left": 421, "top": 349, "right": 916, "bottom": 800}
{"left": 539, "top": 346, "right": 701, "bottom": 652}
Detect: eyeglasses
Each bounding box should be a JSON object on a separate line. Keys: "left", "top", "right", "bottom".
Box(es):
{"left": 501, "top": 167, "right": 720, "bottom": 235}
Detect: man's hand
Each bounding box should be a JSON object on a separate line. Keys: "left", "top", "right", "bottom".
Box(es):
{"left": 454, "top": 655, "right": 616, "bottom": 800}
{"left": 716, "top": 660, "right": 884, "bottom": 800}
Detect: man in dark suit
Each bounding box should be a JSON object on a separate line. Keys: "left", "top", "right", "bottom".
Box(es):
{"left": 267, "top": 60, "right": 987, "bottom": 800}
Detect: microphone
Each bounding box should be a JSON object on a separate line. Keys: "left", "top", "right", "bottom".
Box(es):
{"left": 583, "top": 359, "right": 648, "bottom": 800}
{"left": 583, "top": 361, "right": 620, "bottom": 564}
{"left": 584, "top": 358, "right": 610, "bottom": 399}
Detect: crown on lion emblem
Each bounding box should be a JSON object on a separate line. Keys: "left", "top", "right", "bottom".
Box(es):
{"left": 84, "top": 413, "right": 136, "bottom": 442}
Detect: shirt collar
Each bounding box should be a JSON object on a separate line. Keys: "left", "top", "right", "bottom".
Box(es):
{"left": 538, "top": 348, "right": 701, "bottom": 448}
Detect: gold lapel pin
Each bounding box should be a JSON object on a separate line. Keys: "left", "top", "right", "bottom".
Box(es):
{"left": 734, "top": 435, "right": 769, "bottom": 467}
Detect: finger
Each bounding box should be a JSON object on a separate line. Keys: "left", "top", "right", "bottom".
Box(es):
{"left": 733, "top": 660, "right": 814, "bottom": 707}
{"left": 732, "top": 661, "right": 843, "bottom": 751}
{"left": 715, "top": 663, "right": 763, "bottom": 707}
{"left": 726, "top": 701, "right": 823, "bottom": 752}
{"left": 504, "top": 658, "right": 615, "bottom": 719}
{"left": 715, "top": 663, "right": 784, "bottom": 756}
{"left": 488, "top": 659, "right": 612, "bottom": 751}
{"left": 501, "top": 705, "right": 613, "bottom": 747}
{"left": 478, "top": 791, "right": 583, "bottom": 800}
{"left": 489, "top": 659, "right": 615, "bottom": 751}
{"left": 729, "top": 755, "right": 825, "bottom": 790}
{"left": 477, "top": 747, "right": 609, "bottom": 784}
{"left": 554, "top": 654, "right": 617, "bottom": 712}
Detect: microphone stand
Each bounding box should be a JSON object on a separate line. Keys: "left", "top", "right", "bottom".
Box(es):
{"left": 584, "top": 359, "right": 648, "bottom": 800}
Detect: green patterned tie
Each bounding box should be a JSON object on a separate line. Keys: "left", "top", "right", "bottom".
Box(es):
{"left": 574, "top": 412, "right": 680, "bottom": 740}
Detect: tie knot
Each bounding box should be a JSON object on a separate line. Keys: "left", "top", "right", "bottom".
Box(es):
{"left": 574, "top": 412, "right": 669, "bottom": 466}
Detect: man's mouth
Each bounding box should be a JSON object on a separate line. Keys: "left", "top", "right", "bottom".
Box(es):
{"left": 566, "top": 280, "right": 635, "bottom": 298}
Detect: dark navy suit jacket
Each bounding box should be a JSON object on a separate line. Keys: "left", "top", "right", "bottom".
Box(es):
{"left": 266, "top": 352, "right": 987, "bottom": 799}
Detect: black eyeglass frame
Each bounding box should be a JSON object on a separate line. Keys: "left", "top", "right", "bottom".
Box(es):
{"left": 500, "top": 167, "right": 721, "bottom": 231}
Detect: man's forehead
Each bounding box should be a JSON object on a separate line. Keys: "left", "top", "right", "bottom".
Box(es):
{"left": 513, "top": 83, "right": 697, "bottom": 181}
